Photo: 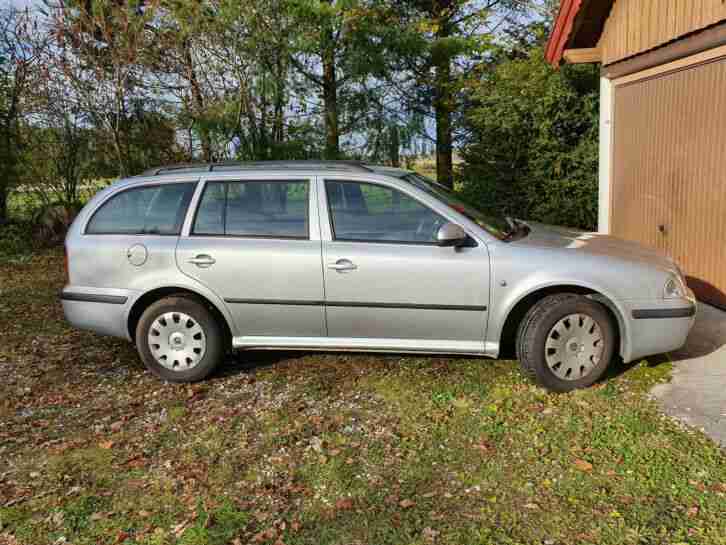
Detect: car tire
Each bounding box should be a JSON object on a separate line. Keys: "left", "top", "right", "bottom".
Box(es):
{"left": 136, "top": 295, "right": 225, "bottom": 382}
{"left": 516, "top": 294, "right": 615, "bottom": 392}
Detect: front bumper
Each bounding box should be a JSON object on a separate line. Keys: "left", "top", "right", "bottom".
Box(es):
{"left": 621, "top": 293, "right": 697, "bottom": 363}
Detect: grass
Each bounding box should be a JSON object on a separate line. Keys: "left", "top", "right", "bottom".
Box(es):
{"left": 0, "top": 251, "right": 725, "bottom": 545}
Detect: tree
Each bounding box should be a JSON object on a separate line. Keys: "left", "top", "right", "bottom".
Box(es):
{"left": 284, "top": 0, "right": 392, "bottom": 160}
{"left": 460, "top": 25, "right": 600, "bottom": 230}
{"left": 47, "top": 0, "right": 160, "bottom": 177}
{"left": 370, "top": 0, "right": 530, "bottom": 186}
{"left": 0, "top": 7, "right": 45, "bottom": 224}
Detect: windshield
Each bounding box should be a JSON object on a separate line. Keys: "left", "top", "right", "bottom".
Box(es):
{"left": 404, "top": 173, "right": 515, "bottom": 241}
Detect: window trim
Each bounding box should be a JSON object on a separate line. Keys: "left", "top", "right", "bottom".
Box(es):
{"left": 324, "top": 179, "right": 448, "bottom": 246}
{"left": 190, "top": 179, "right": 312, "bottom": 241}
{"left": 84, "top": 181, "right": 197, "bottom": 237}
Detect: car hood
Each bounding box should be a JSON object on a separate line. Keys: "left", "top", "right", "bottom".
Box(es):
{"left": 512, "top": 222, "right": 678, "bottom": 273}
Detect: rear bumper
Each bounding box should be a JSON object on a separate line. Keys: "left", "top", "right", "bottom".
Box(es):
{"left": 622, "top": 295, "right": 697, "bottom": 362}
{"left": 60, "top": 287, "right": 135, "bottom": 340}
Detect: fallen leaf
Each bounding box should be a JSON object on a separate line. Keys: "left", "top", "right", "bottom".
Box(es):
{"left": 335, "top": 498, "right": 354, "bottom": 510}
{"left": 112, "top": 531, "right": 129, "bottom": 544}
{"left": 574, "top": 459, "right": 593, "bottom": 472}
{"left": 474, "top": 441, "right": 494, "bottom": 454}
{"left": 172, "top": 521, "right": 189, "bottom": 537}
{"left": 253, "top": 528, "right": 277, "bottom": 543}
{"left": 399, "top": 499, "right": 416, "bottom": 509}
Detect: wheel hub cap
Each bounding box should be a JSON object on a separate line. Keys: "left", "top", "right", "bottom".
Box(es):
{"left": 170, "top": 332, "right": 186, "bottom": 350}
{"left": 147, "top": 312, "right": 206, "bottom": 371}
{"left": 545, "top": 313, "right": 604, "bottom": 381}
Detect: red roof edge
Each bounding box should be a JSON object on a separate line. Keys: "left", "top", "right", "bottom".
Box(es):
{"left": 545, "top": 0, "right": 584, "bottom": 67}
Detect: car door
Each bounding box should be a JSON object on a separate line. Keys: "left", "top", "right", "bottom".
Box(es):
{"left": 319, "top": 176, "right": 490, "bottom": 351}
{"left": 177, "top": 175, "right": 325, "bottom": 338}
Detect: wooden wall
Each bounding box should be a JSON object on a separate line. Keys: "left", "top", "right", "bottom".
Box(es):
{"left": 599, "top": 0, "right": 726, "bottom": 65}
{"left": 611, "top": 56, "right": 726, "bottom": 307}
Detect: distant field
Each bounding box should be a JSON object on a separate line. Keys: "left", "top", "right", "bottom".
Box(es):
{"left": 8, "top": 181, "right": 113, "bottom": 220}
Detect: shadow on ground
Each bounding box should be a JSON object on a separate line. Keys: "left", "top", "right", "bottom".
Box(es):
{"left": 651, "top": 303, "right": 726, "bottom": 446}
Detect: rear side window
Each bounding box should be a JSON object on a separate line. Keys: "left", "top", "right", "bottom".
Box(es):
{"left": 86, "top": 183, "right": 195, "bottom": 235}
{"left": 193, "top": 180, "right": 309, "bottom": 239}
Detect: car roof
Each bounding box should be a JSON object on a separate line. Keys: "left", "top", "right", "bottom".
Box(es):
{"left": 138, "top": 160, "right": 414, "bottom": 177}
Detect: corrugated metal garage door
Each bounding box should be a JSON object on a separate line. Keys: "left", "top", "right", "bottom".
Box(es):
{"left": 612, "top": 56, "right": 726, "bottom": 308}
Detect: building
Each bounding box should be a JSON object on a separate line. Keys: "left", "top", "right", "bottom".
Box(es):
{"left": 547, "top": 1, "right": 726, "bottom": 308}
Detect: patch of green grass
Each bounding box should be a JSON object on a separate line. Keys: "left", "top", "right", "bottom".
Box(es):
{"left": 60, "top": 494, "right": 109, "bottom": 534}
{"left": 178, "top": 500, "right": 249, "bottom": 545}
{"left": 47, "top": 447, "right": 116, "bottom": 489}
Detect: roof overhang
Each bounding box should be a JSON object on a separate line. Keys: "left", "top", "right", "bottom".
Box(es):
{"left": 546, "top": 0, "right": 615, "bottom": 67}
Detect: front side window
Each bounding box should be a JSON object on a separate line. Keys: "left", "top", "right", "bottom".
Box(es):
{"left": 86, "top": 183, "right": 195, "bottom": 235}
{"left": 326, "top": 180, "right": 446, "bottom": 244}
{"left": 193, "top": 180, "right": 309, "bottom": 239}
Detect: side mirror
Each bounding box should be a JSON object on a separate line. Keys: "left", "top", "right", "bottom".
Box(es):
{"left": 437, "top": 222, "right": 468, "bottom": 247}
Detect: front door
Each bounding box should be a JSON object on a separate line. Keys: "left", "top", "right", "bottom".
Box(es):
{"left": 319, "top": 177, "right": 490, "bottom": 350}
{"left": 177, "top": 177, "right": 325, "bottom": 337}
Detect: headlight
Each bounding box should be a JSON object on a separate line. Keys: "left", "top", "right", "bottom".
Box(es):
{"left": 663, "top": 274, "right": 687, "bottom": 299}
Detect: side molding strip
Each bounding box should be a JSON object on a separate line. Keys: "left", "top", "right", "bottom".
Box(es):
{"left": 632, "top": 307, "right": 696, "bottom": 319}
{"left": 60, "top": 292, "right": 128, "bottom": 305}
{"left": 224, "top": 299, "right": 486, "bottom": 312}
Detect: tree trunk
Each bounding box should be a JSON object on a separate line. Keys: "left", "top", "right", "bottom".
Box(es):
{"left": 322, "top": 26, "right": 339, "bottom": 160}
{"left": 0, "top": 187, "right": 7, "bottom": 225}
{"left": 273, "top": 53, "right": 285, "bottom": 147}
{"left": 433, "top": 13, "right": 454, "bottom": 188}
{"left": 434, "top": 92, "right": 453, "bottom": 187}
{"left": 389, "top": 125, "right": 400, "bottom": 167}
{"left": 184, "top": 40, "right": 212, "bottom": 162}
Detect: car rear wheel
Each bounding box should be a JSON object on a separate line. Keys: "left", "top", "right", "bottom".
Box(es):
{"left": 516, "top": 294, "right": 615, "bottom": 392}
{"left": 136, "top": 295, "right": 224, "bottom": 382}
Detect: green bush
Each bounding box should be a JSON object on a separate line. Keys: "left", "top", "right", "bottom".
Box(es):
{"left": 0, "top": 221, "right": 36, "bottom": 260}
{"left": 460, "top": 43, "right": 600, "bottom": 231}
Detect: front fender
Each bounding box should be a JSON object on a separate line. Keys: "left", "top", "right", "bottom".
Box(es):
{"left": 487, "top": 272, "right": 632, "bottom": 362}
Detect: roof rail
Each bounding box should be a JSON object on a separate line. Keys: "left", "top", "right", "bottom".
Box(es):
{"left": 141, "top": 160, "right": 374, "bottom": 176}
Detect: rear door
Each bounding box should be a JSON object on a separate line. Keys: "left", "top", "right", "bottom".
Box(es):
{"left": 318, "top": 175, "right": 490, "bottom": 350}
{"left": 177, "top": 175, "right": 325, "bottom": 338}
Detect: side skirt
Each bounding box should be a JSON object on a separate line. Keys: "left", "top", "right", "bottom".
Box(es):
{"left": 232, "top": 336, "right": 499, "bottom": 358}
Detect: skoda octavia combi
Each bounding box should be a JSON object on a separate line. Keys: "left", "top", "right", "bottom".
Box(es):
{"left": 61, "top": 161, "right": 696, "bottom": 392}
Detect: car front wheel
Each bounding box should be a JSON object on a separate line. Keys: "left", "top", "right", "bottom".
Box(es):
{"left": 516, "top": 294, "right": 616, "bottom": 392}
{"left": 136, "top": 295, "right": 225, "bottom": 382}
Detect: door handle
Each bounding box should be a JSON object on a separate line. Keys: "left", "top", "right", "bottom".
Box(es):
{"left": 188, "top": 255, "right": 216, "bottom": 268}
{"left": 328, "top": 259, "right": 357, "bottom": 272}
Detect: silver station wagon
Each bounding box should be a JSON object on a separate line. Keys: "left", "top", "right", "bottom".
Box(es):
{"left": 61, "top": 161, "right": 696, "bottom": 392}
